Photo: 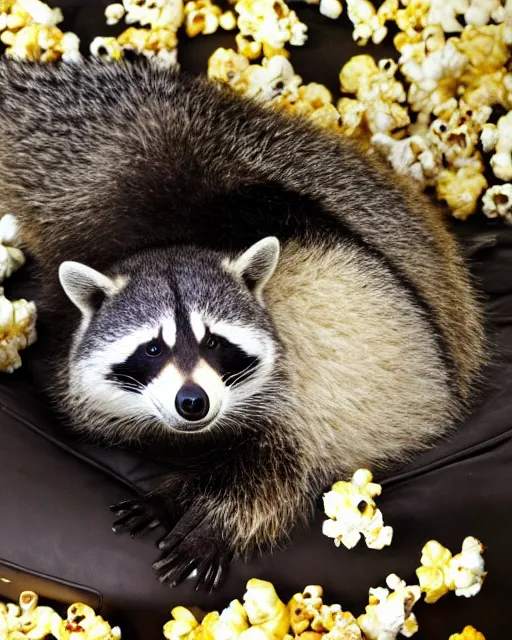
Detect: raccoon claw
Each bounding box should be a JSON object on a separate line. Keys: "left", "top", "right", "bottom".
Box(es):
{"left": 153, "top": 549, "right": 231, "bottom": 593}
{"left": 194, "top": 554, "right": 231, "bottom": 593}
{"left": 153, "top": 522, "right": 232, "bottom": 592}
{"left": 110, "top": 497, "right": 162, "bottom": 539}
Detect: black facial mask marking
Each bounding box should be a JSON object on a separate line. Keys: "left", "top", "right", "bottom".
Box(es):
{"left": 108, "top": 329, "right": 172, "bottom": 391}
{"left": 108, "top": 310, "right": 261, "bottom": 393}
{"left": 201, "top": 331, "right": 259, "bottom": 386}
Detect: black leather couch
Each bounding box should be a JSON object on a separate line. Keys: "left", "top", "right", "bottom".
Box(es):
{"left": 0, "top": 3, "right": 510, "bottom": 639}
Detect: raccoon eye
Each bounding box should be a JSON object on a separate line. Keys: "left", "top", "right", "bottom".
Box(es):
{"left": 205, "top": 335, "right": 219, "bottom": 350}
{"left": 145, "top": 341, "right": 162, "bottom": 357}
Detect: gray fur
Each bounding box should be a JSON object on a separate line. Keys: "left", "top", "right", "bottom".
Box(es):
{"left": 0, "top": 59, "right": 486, "bottom": 590}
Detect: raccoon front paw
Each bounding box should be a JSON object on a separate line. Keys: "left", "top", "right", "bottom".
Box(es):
{"left": 153, "top": 514, "right": 233, "bottom": 592}
{"left": 110, "top": 497, "right": 163, "bottom": 539}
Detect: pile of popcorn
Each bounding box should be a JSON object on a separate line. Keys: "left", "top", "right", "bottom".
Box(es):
{"left": 0, "top": 470, "right": 489, "bottom": 639}
{"left": 0, "top": 0, "right": 80, "bottom": 62}
{"left": 0, "top": 590, "right": 121, "bottom": 638}
{"left": 158, "top": 528, "right": 487, "bottom": 640}
{"left": 0, "top": 214, "right": 37, "bottom": 373}
{"left": 0, "top": 577, "right": 486, "bottom": 640}
{"left": 205, "top": 10, "right": 512, "bottom": 224}
{"left": 157, "top": 471, "right": 488, "bottom": 640}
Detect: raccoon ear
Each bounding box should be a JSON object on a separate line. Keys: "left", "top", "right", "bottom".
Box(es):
{"left": 230, "top": 236, "right": 280, "bottom": 299}
{"left": 59, "top": 261, "right": 124, "bottom": 316}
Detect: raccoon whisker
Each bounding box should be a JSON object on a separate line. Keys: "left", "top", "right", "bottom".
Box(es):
{"left": 221, "top": 362, "right": 257, "bottom": 387}
{"left": 111, "top": 374, "right": 146, "bottom": 393}
{"left": 108, "top": 378, "right": 174, "bottom": 429}
{"left": 215, "top": 415, "right": 245, "bottom": 439}
{"left": 112, "top": 382, "right": 144, "bottom": 395}
{"left": 227, "top": 361, "right": 275, "bottom": 390}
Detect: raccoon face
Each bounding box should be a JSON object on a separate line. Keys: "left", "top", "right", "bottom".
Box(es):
{"left": 59, "top": 238, "right": 283, "bottom": 439}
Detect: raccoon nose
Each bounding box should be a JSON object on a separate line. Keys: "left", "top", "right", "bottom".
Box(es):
{"left": 175, "top": 384, "right": 210, "bottom": 421}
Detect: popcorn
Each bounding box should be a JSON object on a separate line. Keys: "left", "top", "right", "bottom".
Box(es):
{"left": 288, "top": 586, "right": 341, "bottom": 635}
{"left": 465, "top": 0, "right": 505, "bottom": 25}
{"left": 219, "top": 10, "right": 237, "bottom": 30}
{"left": 339, "top": 54, "right": 378, "bottom": 94}
{"left": 208, "top": 47, "right": 250, "bottom": 84}
{"left": 105, "top": 3, "right": 125, "bottom": 25}
{"left": 360, "top": 59, "right": 407, "bottom": 103}
{"left": 307, "top": 103, "right": 342, "bottom": 129}
{"left": 416, "top": 537, "right": 487, "bottom": 603}
{"left": 279, "top": 83, "right": 338, "bottom": 128}
{"left": 164, "top": 580, "right": 287, "bottom": 640}
{"left": 65, "top": 601, "right": 122, "bottom": 638}
{"left": 339, "top": 56, "right": 409, "bottom": 136}
{"left": 184, "top": 0, "right": 223, "bottom": 37}
{"left": 395, "top": 0, "right": 430, "bottom": 45}
{"left": 480, "top": 122, "right": 500, "bottom": 152}
{"left": 371, "top": 133, "right": 441, "bottom": 184}
{"left": 90, "top": 36, "right": 123, "bottom": 61}
{"left": 97, "top": 0, "right": 184, "bottom": 66}
{"left": 208, "top": 51, "right": 340, "bottom": 133}
{"left": 120, "top": 0, "right": 184, "bottom": 31}
{"left": 337, "top": 98, "right": 366, "bottom": 137}
{"left": 297, "top": 83, "right": 334, "bottom": 113}
{"left": 399, "top": 27, "right": 469, "bottom": 115}
{"left": 5, "top": 24, "right": 80, "bottom": 63}
{"left": 449, "top": 626, "right": 486, "bottom": 640}
{"left": 356, "top": 574, "right": 421, "bottom": 640}
{"left": 0, "top": 214, "right": 25, "bottom": 282}
{"left": 91, "top": 27, "right": 179, "bottom": 67}
{"left": 219, "top": 599, "right": 251, "bottom": 637}
{"left": 426, "top": 102, "right": 491, "bottom": 170}
{"left": 163, "top": 606, "right": 200, "bottom": 640}
{"left": 8, "top": 0, "right": 63, "bottom": 28}
{"left": 319, "top": 0, "right": 343, "bottom": 20}
{"left": 239, "top": 56, "right": 302, "bottom": 103}
{"left": 414, "top": 540, "right": 454, "bottom": 603}
{"left": 436, "top": 166, "right": 488, "bottom": 219}
{"left": 0, "top": 0, "right": 81, "bottom": 62}
{"left": 324, "top": 612, "right": 363, "bottom": 640}
{"left": 346, "top": 0, "right": 398, "bottom": 46}
{"left": 426, "top": 0, "right": 468, "bottom": 33}
{"left": 2, "top": 23, "right": 80, "bottom": 63}
{"left": 322, "top": 469, "right": 393, "bottom": 550}
{"left": 0, "top": 290, "right": 37, "bottom": 372}
{"left": 0, "top": 591, "right": 121, "bottom": 639}
{"left": 461, "top": 68, "right": 512, "bottom": 109}
{"left": 447, "top": 537, "right": 487, "bottom": 598}
{"left": 243, "top": 578, "right": 290, "bottom": 640}
{"left": 482, "top": 110, "right": 512, "bottom": 181}
{"left": 234, "top": 0, "right": 307, "bottom": 57}
{"left": 287, "top": 586, "right": 363, "bottom": 640}
{"left": 482, "top": 183, "right": 512, "bottom": 223}
{"left": 456, "top": 23, "right": 512, "bottom": 75}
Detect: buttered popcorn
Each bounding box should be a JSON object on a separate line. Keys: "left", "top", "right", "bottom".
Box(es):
{"left": 95, "top": 0, "right": 184, "bottom": 66}
{"left": 0, "top": 591, "right": 121, "bottom": 639}
{"left": 416, "top": 537, "right": 487, "bottom": 603}
{"left": 0, "top": 213, "right": 37, "bottom": 373}
{"left": 0, "top": 0, "right": 81, "bottom": 62}
{"left": 482, "top": 183, "right": 512, "bottom": 222}
{"left": 322, "top": 469, "right": 393, "bottom": 550}
{"left": 357, "top": 574, "right": 421, "bottom": 640}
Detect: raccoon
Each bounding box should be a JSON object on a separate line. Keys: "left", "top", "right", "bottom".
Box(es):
{"left": 0, "top": 59, "right": 485, "bottom": 591}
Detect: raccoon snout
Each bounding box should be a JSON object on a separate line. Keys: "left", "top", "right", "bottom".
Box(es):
{"left": 175, "top": 384, "right": 210, "bottom": 422}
